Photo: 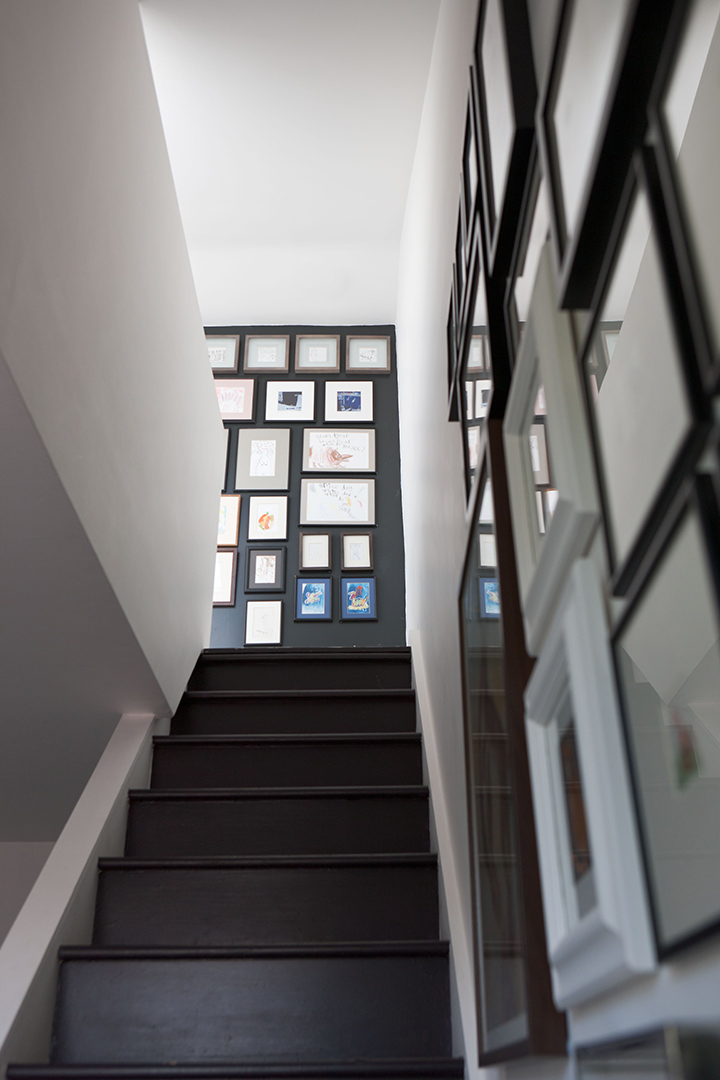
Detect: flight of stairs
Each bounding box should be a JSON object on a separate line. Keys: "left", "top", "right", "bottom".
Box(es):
{"left": 9, "top": 647, "right": 463, "bottom": 1080}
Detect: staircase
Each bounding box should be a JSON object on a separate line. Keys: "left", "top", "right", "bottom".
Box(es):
{"left": 9, "top": 647, "right": 463, "bottom": 1080}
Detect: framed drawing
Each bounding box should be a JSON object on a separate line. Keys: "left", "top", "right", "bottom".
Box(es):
{"left": 247, "top": 495, "right": 288, "bottom": 541}
{"left": 299, "top": 532, "right": 331, "bottom": 571}
{"left": 217, "top": 494, "right": 241, "bottom": 547}
{"left": 324, "top": 381, "right": 373, "bottom": 423}
{"left": 295, "top": 334, "right": 341, "bottom": 374}
{"left": 525, "top": 558, "right": 655, "bottom": 1007}
{"left": 295, "top": 577, "right": 332, "bottom": 621}
{"left": 245, "top": 600, "right": 282, "bottom": 645}
{"left": 341, "top": 532, "right": 373, "bottom": 571}
{"left": 235, "top": 428, "right": 290, "bottom": 491}
{"left": 265, "top": 381, "right": 314, "bottom": 422}
{"left": 504, "top": 242, "right": 599, "bottom": 655}
{"left": 244, "top": 335, "right": 290, "bottom": 372}
{"left": 479, "top": 578, "right": 500, "bottom": 619}
{"left": 475, "top": 380, "right": 492, "bottom": 420}
{"left": 462, "top": 81, "right": 480, "bottom": 236}
{"left": 340, "top": 578, "right": 376, "bottom": 620}
{"left": 214, "top": 379, "right": 255, "bottom": 422}
{"left": 245, "top": 548, "right": 285, "bottom": 593}
{"left": 300, "top": 479, "right": 375, "bottom": 526}
{"left": 302, "top": 428, "right": 375, "bottom": 472}
{"left": 346, "top": 336, "right": 391, "bottom": 373}
{"left": 212, "top": 550, "right": 237, "bottom": 607}
{"left": 206, "top": 334, "right": 240, "bottom": 373}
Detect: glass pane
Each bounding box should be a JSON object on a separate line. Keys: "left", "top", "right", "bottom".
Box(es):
{"left": 462, "top": 253, "right": 493, "bottom": 496}
{"left": 513, "top": 179, "right": 551, "bottom": 323}
{"left": 557, "top": 707, "right": 596, "bottom": 918}
{"left": 481, "top": 0, "right": 514, "bottom": 220}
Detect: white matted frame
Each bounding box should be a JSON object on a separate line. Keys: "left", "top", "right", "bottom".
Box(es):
{"left": 206, "top": 334, "right": 240, "bottom": 373}
{"left": 524, "top": 558, "right": 655, "bottom": 1008}
{"left": 295, "top": 335, "right": 340, "bottom": 373}
{"left": 217, "top": 494, "right": 241, "bottom": 547}
{"left": 235, "top": 428, "right": 290, "bottom": 491}
{"left": 324, "top": 381, "right": 373, "bottom": 423}
{"left": 503, "top": 242, "right": 599, "bottom": 654}
{"left": 213, "top": 550, "right": 237, "bottom": 606}
{"left": 265, "top": 381, "right": 315, "bottom": 422}
{"left": 247, "top": 495, "right": 288, "bottom": 541}
{"left": 346, "top": 335, "right": 391, "bottom": 373}
{"left": 245, "top": 600, "right": 282, "bottom": 645}
{"left": 302, "top": 428, "right": 375, "bottom": 472}
{"left": 300, "top": 479, "right": 375, "bottom": 526}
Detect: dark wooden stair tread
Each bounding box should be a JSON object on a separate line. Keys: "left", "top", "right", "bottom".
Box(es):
{"left": 129, "top": 786, "right": 429, "bottom": 800}
{"left": 59, "top": 943, "right": 449, "bottom": 960}
{"left": 99, "top": 854, "right": 437, "bottom": 869}
{"left": 153, "top": 734, "right": 421, "bottom": 745}
{"left": 8, "top": 1059, "right": 465, "bottom": 1079}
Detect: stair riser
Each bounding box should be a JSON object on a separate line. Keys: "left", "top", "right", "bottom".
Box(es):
{"left": 189, "top": 659, "right": 412, "bottom": 692}
{"left": 94, "top": 865, "right": 439, "bottom": 946}
{"left": 126, "top": 797, "right": 430, "bottom": 857}
{"left": 171, "top": 696, "right": 417, "bottom": 736}
{"left": 53, "top": 956, "right": 452, "bottom": 1063}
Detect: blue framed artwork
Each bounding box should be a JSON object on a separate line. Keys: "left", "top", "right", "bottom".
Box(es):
{"left": 295, "top": 577, "right": 332, "bottom": 621}
{"left": 340, "top": 577, "right": 377, "bottom": 620}
{"left": 479, "top": 577, "right": 501, "bottom": 619}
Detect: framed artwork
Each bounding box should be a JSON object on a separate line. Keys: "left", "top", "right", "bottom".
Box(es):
{"left": 346, "top": 336, "right": 391, "bottom": 374}
{"left": 479, "top": 533, "right": 496, "bottom": 569}
{"left": 244, "top": 335, "right": 290, "bottom": 372}
{"left": 475, "top": 380, "right": 492, "bottom": 420}
{"left": 302, "top": 428, "right": 375, "bottom": 472}
{"left": 235, "top": 428, "right": 290, "bottom": 491}
{"left": 467, "top": 334, "right": 486, "bottom": 372}
{"left": 295, "top": 334, "right": 341, "bottom": 374}
{"left": 247, "top": 495, "right": 288, "bottom": 541}
{"left": 324, "top": 381, "right": 373, "bottom": 423}
{"left": 525, "top": 558, "right": 655, "bottom": 1007}
{"left": 214, "top": 379, "right": 255, "bottom": 422}
{"left": 479, "top": 578, "right": 501, "bottom": 619}
{"left": 341, "top": 532, "right": 373, "bottom": 571}
{"left": 245, "top": 548, "right": 285, "bottom": 593}
{"left": 300, "top": 479, "right": 375, "bottom": 526}
{"left": 299, "top": 532, "right": 331, "bottom": 571}
{"left": 212, "top": 550, "right": 237, "bottom": 607}
{"left": 265, "top": 381, "right": 315, "bottom": 422}
{"left": 462, "top": 81, "right": 480, "bottom": 235}
{"left": 295, "top": 577, "right": 332, "bottom": 621}
{"left": 206, "top": 334, "right": 240, "bottom": 373}
{"left": 245, "top": 599, "right": 282, "bottom": 645}
{"left": 340, "top": 577, "right": 377, "bottom": 620}
{"left": 217, "top": 494, "right": 240, "bottom": 547}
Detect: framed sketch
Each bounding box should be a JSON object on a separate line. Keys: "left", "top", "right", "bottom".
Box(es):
{"left": 217, "top": 494, "right": 241, "bottom": 547}
{"left": 324, "top": 381, "right": 373, "bottom": 423}
{"left": 504, "top": 243, "right": 599, "bottom": 655}
{"left": 299, "top": 532, "right": 331, "bottom": 571}
{"left": 295, "top": 335, "right": 340, "bottom": 373}
{"left": 341, "top": 532, "right": 373, "bottom": 571}
{"left": 206, "top": 334, "right": 240, "bottom": 373}
{"left": 300, "top": 479, "right": 375, "bottom": 526}
{"left": 302, "top": 428, "right": 375, "bottom": 472}
{"left": 525, "top": 558, "right": 655, "bottom": 1007}
{"left": 265, "top": 381, "right": 314, "bottom": 422}
{"left": 475, "top": 380, "right": 492, "bottom": 420}
{"left": 245, "top": 548, "right": 285, "bottom": 593}
{"left": 214, "top": 379, "right": 255, "bottom": 422}
{"left": 244, "top": 335, "right": 290, "bottom": 372}
{"left": 479, "top": 533, "right": 496, "bottom": 568}
{"left": 235, "top": 428, "right": 290, "bottom": 491}
{"left": 247, "top": 495, "right": 288, "bottom": 541}
{"left": 340, "top": 578, "right": 377, "bottom": 620}
{"left": 212, "top": 550, "right": 237, "bottom": 606}
{"left": 346, "top": 336, "right": 391, "bottom": 373}
{"left": 295, "top": 577, "right": 332, "bottom": 621}
{"left": 245, "top": 599, "right": 282, "bottom": 645}
{"left": 479, "top": 578, "right": 501, "bottom": 619}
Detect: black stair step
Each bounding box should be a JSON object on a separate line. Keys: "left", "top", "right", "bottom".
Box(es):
{"left": 93, "top": 855, "right": 439, "bottom": 945}
{"left": 8, "top": 1059, "right": 466, "bottom": 1080}
{"left": 52, "top": 947, "right": 451, "bottom": 1064}
{"left": 171, "top": 690, "right": 417, "bottom": 736}
{"left": 189, "top": 649, "right": 412, "bottom": 692}
{"left": 126, "top": 788, "right": 430, "bottom": 858}
{"left": 150, "top": 735, "right": 423, "bottom": 790}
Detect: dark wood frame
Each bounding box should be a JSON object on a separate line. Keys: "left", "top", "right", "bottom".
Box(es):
{"left": 339, "top": 577, "right": 377, "bottom": 621}
{"left": 243, "top": 334, "right": 291, "bottom": 373}
{"left": 447, "top": 283, "right": 461, "bottom": 422}
{"left": 294, "top": 576, "right": 332, "bottom": 621}
{"left": 294, "top": 334, "right": 341, "bottom": 374}
{"left": 217, "top": 493, "right": 241, "bottom": 548}
{"left": 245, "top": 547, "right": 286, "bottom": 594}
{"left": 212, "top": 549, "right": 237, "bottom": 608}
{"left": 298, "top": 532, "right": 332, "bottom": 572}
{"left": 206, "top": 333, "right": 240, "bottom": 374}
{"left": 345, "top": 335, "right": 392, "bottom": 375}
{"left": 340, "top": 532, "right": 374, "bottom": 572}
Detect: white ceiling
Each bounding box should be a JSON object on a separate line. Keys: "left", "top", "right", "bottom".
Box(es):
{"left": 140, "top": 0, "right": 441, "bottom": 325}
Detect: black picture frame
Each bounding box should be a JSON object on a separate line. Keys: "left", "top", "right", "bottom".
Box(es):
{"left": 295, "top": 576, "right": 332, "bottom": 621}
{"left": 245, "top": 547, "right": 286, "bottom": 593}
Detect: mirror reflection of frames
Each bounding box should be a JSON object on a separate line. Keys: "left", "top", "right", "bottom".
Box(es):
{"left": 557, "top": 698, "right": 596, "bottom": 920}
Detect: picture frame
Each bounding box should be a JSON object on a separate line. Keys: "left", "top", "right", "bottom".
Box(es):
{"left": 247, "top": 495, "right": 288, "bottom": 541}
{"left": 217, "top": 494, "right": 241, "bottom": 547}
{"left": 245, "top": 599, "right": 282, "bottom": 645}
{"left": 300, "top": 479, "right": 375, "bottom": 526}
{"left": 346, "top": 335, "right": 391, "bottom": 374}
{"left": 324, "top": 381, "right": 373, "bottom": 423}
{"left": 340, "top": 577, "right": 377, "bottom": 620}
{"left": 341, "top": 532, "right": 373, "bottom": 571}
{"left": 295, "top": 577, "right": 332, "bottom": 621}
{"left": 234, "top": 428, "right": 290, "bottom": 491}
{"left": 504, "top": 242, "right": 599, "bottom": 655}
{"left": 244, "top": 335, "right": 290, "bottom": 372}
{"left": 302, "top": 428, "right": 375, "bottom": 472}
{"left": 524, "top": 558, "right": 655, "bottom": 1007}
{"left": 462, "top": 80, "right": 481, "bottom": 236}
{"left": 299, "top": 532, "right": 331, "bottom": 571}
{"left": 212, "top": 550, "right": 237, "bottom": 607}
{"left": 214, "top": 379, "right": 255, "bottom": 422}
{"left": 206, "top": 334, "right": 240, "bottom": 374}
{"left": 478, "top": 578, "right": 500, "bottom": 619}
{"left": 474, "top": 380, "right": 492, "bottom": 420}
{"left": 265, "top": 381, "right": 315, "bottom": 422}
{"left": 294, "top": 334, "right": 341, "bottom": 374}
{"left": 245, "top": 547, "right": 285, "bottom": 593}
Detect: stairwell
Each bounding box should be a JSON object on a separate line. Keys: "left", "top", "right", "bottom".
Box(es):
{"left": 8, "top": 647, "right": 463, "bottom": 1080}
